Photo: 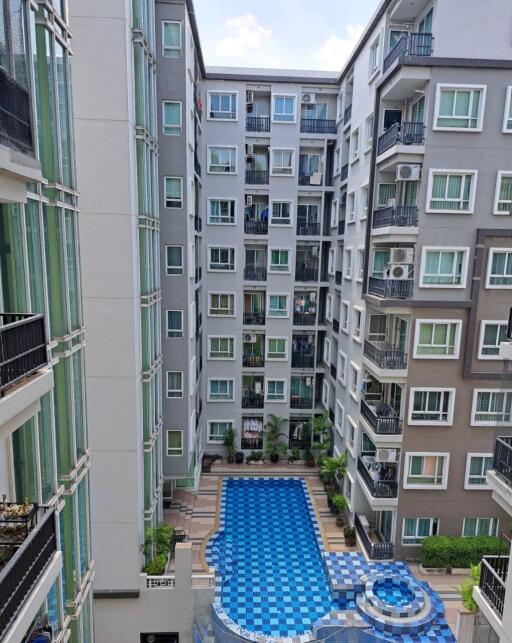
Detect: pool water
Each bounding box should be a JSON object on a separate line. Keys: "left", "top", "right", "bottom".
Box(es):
{"left": 209, "top": 478, "right": 337, "bottom": 637}
{"left": 374, "top": 579, "right": 415, "bottom": 608}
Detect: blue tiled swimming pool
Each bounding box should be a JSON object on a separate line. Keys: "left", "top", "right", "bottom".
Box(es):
{"left": 374, "top": 579, "right": 414, "bottom": 608}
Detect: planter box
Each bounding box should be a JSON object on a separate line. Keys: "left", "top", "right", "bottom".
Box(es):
{"left": 247, "top": 460, "right": 265, "bottom": 465}
{"left": 419, "top": 564, "right": 447, "bottom": 575}
{"left": 455, "top": 609, "right": 475, "bottom": 643}
{"left": 448, "top": 567, "right": 471, "bottom": 575}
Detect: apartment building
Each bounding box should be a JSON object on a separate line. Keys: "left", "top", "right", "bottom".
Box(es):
{"left": 0, "top": 1, "right": 93, "bottom": 642}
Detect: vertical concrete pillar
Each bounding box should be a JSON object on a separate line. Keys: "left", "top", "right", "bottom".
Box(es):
{"left": 175, "top": 542, "right": 193, "bottom": 591}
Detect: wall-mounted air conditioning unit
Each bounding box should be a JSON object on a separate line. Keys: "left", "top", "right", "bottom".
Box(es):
{"left": 243, "top": 333, "right": 257, "bottom": 343}
{"left": 387, "top": 264, "right": 410, "bottom": 280}
{"left": 396, "top": 164, "right": 421, "bottom": 181}
{"left": 302, "top": 92, "right": 316, "bottom": 104}
{"left": 376, "top": 448, "right": 398, "bottom": 463}
{"left": 390, "top": 247, "right": 414, "bottom": 264}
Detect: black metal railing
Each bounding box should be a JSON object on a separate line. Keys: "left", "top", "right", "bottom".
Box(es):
{"left": 364, "top": 340, "right": 408, "bottom": 369}
{"left": 0, "top": 314, "right": 47, "bottom": 394}
{"left": 0, "top": 507, "right": 57, "bottom": 639}
{"left": 360, "top": 400, "right": 402, "bottom": 435}
{"left": 338, "top": 219, "right": 345, "bottom": 235}
{"left": 344, "top": 104, "right": 352, "bottom": 125}
{"left": 372, "top": 206, "right": 419, "bottom": 228}
{"left": 246, "top": 116, "right": 270, "bottom": 132}
{"left": 332, "top": 319, "right": 340, "bottom": 333}
{"left": 290, "top": 397, "right": 313, "bottom": 410}
{"left": 291, "top": 353, "right": 315, "bottom": 369}
{"left": 295, "top": 267, "right": 319, "bottom": 282}
{"left": 357, "top": 458, "right": 398, "bottom": 498}
{"left": 383, "top": 32, "right": 434, "bottom": 72}
{"left": 194, "top": 154, "right": 202, "bottom": 177}
{"left": 243, "top": 312, "right": 265, "bottom": 325}
{"left": 479, "top": 556, "right": 508, "bottom": 617}
{"left": 242, "top": 355, "right": 265, "bottom": 368}
{"left": 289, "top": 436, "right": 310, "bottom": 449}
{"left": 194, "top": 267, "right": 202, "bottom": 283}
{"left": 194, "top": 214, "right": 202, "bottom": 233}
{"left": 340, "top": 164, "right": 349, "bottom": 182}
{"left": 245, "top": 170, "right": 269, "bottom": 185}
{"left": 241, "top": 392, "right": 264, "bottom": 409}
{"left": 241, "top": 437, "right": 263, "bottom": 450}
{"left": 355, "top": 513, "right": 394, "bottom": 560}
{"left": 335, "top": 271, "right": 342, "bottom": 285}
{"left": 377, "top": 121, "right": 425, "bottom": 155}
{"left": 293, "top": 312, "right": 316, "bottom": 326}
{"left": 244, "top": 266, "right": 267, "bottom": 281}
{"left": 493, "top": 436, "right": 512, "bottom": 487}
{"left": 368, "top": 277, "right": 413, "bottom": 299}
{"left": 298, "top": 174, "right": 323, "bottom": 186}
{"left": 300, "top": 118, "right": 337, "bottom": 134}
{"left": 0, "top": 68, "right": 34, "bottom": 155}
{"left": 296, "top": 222, "right": 320, "bottom": 236}
{"left": 244, "top": 220, "right": 268, "bottom": 235}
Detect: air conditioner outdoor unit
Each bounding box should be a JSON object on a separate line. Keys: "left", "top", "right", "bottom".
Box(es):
{"left": 246, "top": 90, "right": 254, "bottom": 103}
{"left": 245, "top": 195, "right": 253, "bottom": 206}
{"left": 302, "top": 92, "right": 316, "bottom": 104}
{"left": 390, "top": 247, "right": 414, "bottom": 264}
{"left": 396, "top": 164, "right": 421, "bottom": 181}
{"left": 310, "top": 172, "right": 322, "bottom": 185}
{"left": 388, "top": 264, "right": 410, "bottom": 280}
{"left": 376, "top": 448, "right": 397, "bottom": 463}
{"left": 244, "top": 333, "right": 257, "bottom": 343}
{"left": 254, "top": 382, "right": 262, "bottom": 394}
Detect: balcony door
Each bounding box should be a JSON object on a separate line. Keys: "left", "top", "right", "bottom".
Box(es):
{"left": 379, "top": 511, "right": 393, "bottom": 542}
{"left": 383, "top": 109, "right": 402, "bottom": 131}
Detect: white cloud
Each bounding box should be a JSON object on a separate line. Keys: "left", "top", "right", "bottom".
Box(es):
{"left": 215, "top": 14, "right": 277, "bottom": 66}
{"left": 313, "top": 25, "right": 365, "bottom": 71}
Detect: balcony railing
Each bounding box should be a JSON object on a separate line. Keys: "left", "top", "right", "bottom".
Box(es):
{"left": 194, "top": 214, "right": 202, "bottom": 233}
{"left": 364, "top": 340, "right": 408, "bottom": 370}
{"left": 372, "top": 206, "right": 419, "bottom": 229}
{"left": 244, "top": 266, "right": 267, "bottom": 281}
{"left": 335, "top": 271, "right": 342, "bottom": 285}
{"left": 242, "top": 355, "right": 265, "bottom": 368}
{"left": 296, "top": 222, "right": 320, "bottom": 236}
{"left": 332, "top": 319, "right": 340, "bottom": 333}
{"left": 293, "top": 311, "right": 316, "bottom": 326}
{"left": 295, "top": 267, "right": 319, "bottom": 282}
{"left": 300, "top": 118, "right": 337, "bottom": 134}
{"left": 194, "top": 267, "right": 202, "bottom": 283}
{"left": 338, "top": 219, "right": 345, "bottom": 235}
{"left": 243, "top": 312, "right": 265, "bottom": 325}
{"left": 289, "top": 435, "right": 310, "bottom": 449}
{"left": 241, "top": 436, "right": 263, "bottom": 450}
{"left": 479, "top": 555, "right": 508, "bottom": 617}
{"left": 383, "top": 32, "right": 434, "bottom": 72}
{"left": 343, "top": 104, "right": 352, "bottom": 125}
{"left": 0, "top": 68, "right": 34, "bottom": 155}
{"left": 241, "top": 392, "right": 264, "bottom": 409}
{"left": 0, "top": 506, "right": 57, "bottom": 640}
{"left": 355, "top": 513, "right": 394, "bottom": 560}
{"left": 361, "top": 400, "right": 402, "bottom": 435}
{"left": 358, "top": 458, "right": 398, "bottom": 498}
{"left": 493, "top": 436, "right": 512, "bottom": 487}
{"left": 340, "top": 163, "right": 349, "bottom": 182}
{"left": 377, "top": 121, "right": 425, "bottom": 155}
{"left": 244, "top": 220, "right": 268, "bottom": 235}
{"left": 368, "top": 276, "right": 413, "bottom": 299}
{"left": 0, "top": 313, "right": 47, "bottom": 394}
{"left": 290, "top": 396, "right": 313, "bottom": 410}
{"left": 291, "top": 353, "right": 315, "bottom": 369}
{"left": 245, "top": 170, "right": 269, "bottom": 185}
{"left": 298, "top": 174, "right": 323, "bottom": 186}
{"left": 246, "top": 116, "right": 270, "bottom": 132}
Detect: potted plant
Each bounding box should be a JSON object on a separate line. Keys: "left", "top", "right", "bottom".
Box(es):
{"left": 142, "top": 524, "right": 174, "bottom": 575}
{"left": 235, "top": 451, "right": 244, "bottom": 464}
{"left": 344, "top": 526, "right": 357, "bottom": 547}
{"left": 304, "top": 449, "right": 315, "bottom": 467}
{"left": 331, "top": 494, "right": 348, "bottom": 527}
{"left": 319, "top": 454, "right": 347, "bottom": 492}
{"left": 264, "top": 414, "right": 288, "bottom": 464}
{"left": 247, "top": 451, "right": 263, "bottom": 464}
{"left": 301, "top": 422, "right": 315, "bottom": 466}
{"left": 223, "top": 426, "right": 237, "bottom": 464}
{"left": 312, "top": 412, "right": 333, "bottom": 462}
{"left": 289, "top": 447, "right": 301, "bottom": 463}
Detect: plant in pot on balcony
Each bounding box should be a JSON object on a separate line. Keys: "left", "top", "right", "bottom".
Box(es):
{"left": 344, "top": 526, "right": 357, "bottom": 547}
{"left": 332, "top": 495, "right": 348, "bottom": 527}
{"left": 319, "top": 453, "right": 347, "bottom": 492}
{"left": 264, "top": 414, "right": 288, "bottom": 463}
{"left": 223, "top": 426, "right": 237, "bottom": 464}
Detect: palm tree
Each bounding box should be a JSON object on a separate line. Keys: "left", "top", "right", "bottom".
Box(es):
{"left": 312, "top": 412, "right": 333, "bottom": 460}
{"left": 319, "top": 452, "right": 347, "bottom": 490}
{"left": 264, "top": 414, "right": 288, "bottom": 463}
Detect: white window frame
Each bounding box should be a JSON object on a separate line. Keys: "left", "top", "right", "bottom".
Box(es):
{"left": 208, "top": 246, "right": 235, "bottom": 272}
{"left": 164, "top": 176, "right": 183, "bottom": 209}
{"left": 270, "top": 148, "right": 295, "bottom": 176}
{"left": 325, "top": 293, "right": 333, "bottom": 322}
{"left": 207, "top": 90, "right": 238, "bottom": 121}
{"left": 165, "top": 245, "right": 183, "bottom": 276}
{"left": 334, "top": 400, "right": 344, "bottom": 438}
{"left": 502, "top": 86, "right": 512, "bottom": 133}
{"left": 426, "top": 169, "right": 477, "bottom": 214}
{"left": 166, "top": 429, "right": 183, "bottom": 456}
{"left": 464, "top": 453, "right": 493, "bottom": 490}
{"left": 348, "top": 361, "right": 360, "bottom": 402}
{"left": 328, "top": 249, "right": 336, "bottom": 276}
{"left": 322, "top": 379, "right": 330, "bottom": 409}
{"left": 433, "top": 84, "right": 486, "bottom": 132}
{"left": 364, "top": 114, "right": 374, "bottom": 152}
{"left": 413, "top": 319, "right": 462, "bottom": 359}
{"left": 267, "top": 293, "right": 290, "bottom": 318}
{"left": 368, "top": 35, "right": 381, "bottom": 80}
{"left": 471, "top": 389, "right": 512, "bottom": 426}
{"left": 403, "top": 452, "right": 450, "bottom": 490}
{"left": 347, "top": 191, "right": 356, "bottom": 223}
{"left": 493, "top": 171, "right": 512, "bottom": 215}
{"left": 162, "top": 100, "right": 182, "bottom": 136}
{"left": 208, "top": 292, "right": 235, "bottom": 317}
{"left": 167, "top": 310, "right": 183, "bottom": 338}
{"left": 330, "top": 199, "right": 338, "bottom": 228}
{"left": 356, "top": 248, "right": 364, "bottom": 281}
{"left": 265, "top": 378, "right": 287, "bottom": 403}
{"left": 361, "top": 184, "right": 369, "bottom": 220}
{"left": 352, "top": 306, "right": 363, "bottom": 343}
{"left": 337, "top": 350, "right": 347, "bottom": 386}
{"left": 207, "top": 420, "right": 234, "bottom": 444}
{"left": 408, "top": 388, "right": 455, "bottom": 426}
{"left": 345, "top": 416, "right": 357, "bottom": 459}
{"left": 208, "top": 379, "right": 235, "bottom": 402}
{"left": 266, "top": 337, "right": 288, "bottom": 361}
{"left": 486, "top": 248, "right": 512, "bottom": 289}
{"left": 334, "top": 147, "right": 341, "bottom": 176}
{"left": 268, "top": 247, "right": 291, "bottom": 273}
{"left": 419, "top": 246, "right": 469, "bottom": 288}
{"left": 344, "top": 248, "right": 353, "bottom": 280}
{"left": 207, "top": 145, "right": 237, "bottom": 174}
{"left": 462, "top": 518, "right": 498, "bottom": 538}
{"left": 207, "top": 198, "right": 237, "bottom": 225}
{"left": 478, "top": 320, "right": 507, "bottom": 360}
{"left": 208, "top": 336, "right": 235, "bottom": 360}
{"left": 402, "top": 517, "right": 439, "bottom": 546}
{"left": 166, "top": 371, "right": 183, "bottom": 399}
{"left": 271, "top": 93, "right": 297, "bottom": 124}
{"left": 323, "top": 336, "right": 331, "bottom": 365}
{"left": 350, "top": 128, "right": 359, "bottom": 163}
{"left": 341, "top": 301, "right": 350, "bottom": 334}
{"left": 162, "top": 20, "right": 182, "bottom": 58}
{"left": 269, "top": 200, "right": 293, "bottom": 226}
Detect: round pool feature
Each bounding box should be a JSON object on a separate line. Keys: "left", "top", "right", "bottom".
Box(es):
{"left": 364, "top": 574, "right": 426, "bottom": 619}
{"left": 373, "top": 579, "right": 414, "bottom": 609}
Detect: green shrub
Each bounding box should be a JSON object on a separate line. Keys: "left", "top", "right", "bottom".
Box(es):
{"left": 331, "top": 494, "right": 348, "bottom": 515}
{"left": 420, "top": 536, "right": 508, "bottom": 569}
{"left": 143, "top": 524, "right": 174, "bottom": 557}
{"left": 459, "top": 564, "right": 481, "bottom": 613}
{"left": 143, "top": 553, "right": 167, "bottom": 575}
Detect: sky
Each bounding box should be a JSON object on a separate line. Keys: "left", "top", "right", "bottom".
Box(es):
{"left": 193, "top": 0, "right": 381, "bottom": 72}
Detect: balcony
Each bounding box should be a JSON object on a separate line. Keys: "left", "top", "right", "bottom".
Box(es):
{"left": 340, "top": 163, "right": 349, "bottom": 182}
{"left": 245, "top": 170, "right": 269, "bottom": 185}
{"left": 290, "top": 396, "right": 313, "bottom": 410}
{"left": 295, "top": 267, "right": 319, "bottom": 282}
{"left": 343, "top": 104, "right": 352, "bottom": 125}
{"left": 291, "top": 352, "right": 315, "bottom": 369}
{"left": 487, "top": 437, "right": 512, "bottom": 515}
{"left": 242, "top": 392, "right": 264, "bottom": 409}
{"left": 383, "top": 32, "right": 434, "bottom": 72}
{"left": 296, "top": 222, "right": 320, "bottom": 236}
{"left": 354, "top": 513, "right": 394, "bottom": 560}
{"left": 242, "top": 355, "right": 265, "bottom": 368}
{"left": 243, "top": 312, "right": 265, "bottom": 325}
{"left": 335, "top": 271, "right": 342, "bottom": 285}
{"left": 368, "top": 276, "right": 413, "bottom": 300}
{"left": 246, "top": 116, "right": 270, "bottom": 132}
{"left": 0, "top": 67, "right": 34, "bottom": 155}
{"left": 244, "top": 219, "right": 268, "bottom": 235}
{"left": 241, "top": 436, "right": 263, "bottom": 450}
{"left": 293, "top": 311, "right": 316, "bottom": 326}
{"left": 478, "top": 555, "right": 508, "bottom": 618}
{"left": 300, "top": 118, "right": 337, "bottom": 135}
{"left": 361, "top": 399, "right": 402, "bottom": 436}
{"left": 364, "top": 340, "right": 408, "bottom": 370}
{"left": 0, "top": 506, "right": 59, "bottom": 641}
{"left": 357, "top": 457, "right": 398, "bottom": 499}
{"left": 372, "top": 206, "right": 418, "bottom": 229}
{"left": 298, "top": 173, "right": 323, "bottom": 187}
{"left": 377, "top": 121, "right": 425, "bottom": 156}
{"left": 244, "top": 266, "right": 267, "bottom": 281}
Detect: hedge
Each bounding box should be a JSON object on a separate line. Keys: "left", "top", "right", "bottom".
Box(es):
{"left": 143, "top": 553, "right": 167, "bottom": 575}
{"left": 420, "top": 535, "right": 508, "bottom": 569}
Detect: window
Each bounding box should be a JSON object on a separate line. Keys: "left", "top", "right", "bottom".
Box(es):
{"left": 207, "top": 92, "right": 237, "bottom": 120}
{"left": 270, "top": 201, "right": 292, "bottom": 225}
{"left": 330, "top": 199, "right": 338, "bottom": 227}
{"left": 463, "top": 518, "right": 498, "bottom": 538}
{"left": 344, "top": 473, "right": 353, "bottom": 503}
{"left": 344, "top": 248, "right": 353, "bottom": 279}
{"left": 164, "top": 177, "right": 183, "bottom": 208}
{"left": 266, "top": 337, "right": 287, "bottom": 360}
{"left": 402, "top": 518, "right": 439, "bottom": 545}
{"left": 325, "top": 294, "right": 333, "bottom": 321}
{"left": 472, "top": 390, "right": 512, "bottom": 426}
{"left": 494, "top": 172, "right": 512, "bottom": 215}
{"left": 267, "top": 294, "right": 289, "bottom": 318}
{"left": 334, "top": 148, "right": 341, "bottom": 175}
{"left": 409, "top": 388, "right": 455, "bottom": 425}
{"left": 272, "top": 94, "right": 296, "bottom": 123}
{"left": 208, "top": 146, "right": 237, "bottom": 174}
{"left": 350, "top": 128, "right": 359, "bottom": 162}
{"left": 335, "top": 401, "right": 344, "bottom": 435}
{"left": 166, "top": 245, "right": 183, "bottom": 276}
{"left": 322, "top": 380, "right": 330, "bottom": 408}
{"left": 420, "top": 248, "right": 468, "bottom": 287}
{"left": 487, "top": 249, "right": 512, "bottom": 287}
{"left": 503, "top": 86, "right": 512, "bottom": 133}
{"left": 478, "top": 321, "right": 507, "bottom": 359}
{"left": 347, "top": 192, "right": 356, "bottom": 222}
{"left": 434, "top": 85, "right": 486, "bottom": 131}
{"left": 328, "top": 249, "right": 335, "bottom": 276}
{"left": 166, "top": 371, "right": 183, "bottom": 398}
{"left": 271, "top": 148, "right": 294, "bottom": 176}
{"left": 352, "top": 308, "right": 362, "bottom": 341}
{"left": 377, "top": 183, "right": 396, "bottom": 208}
{"left": 323, "top": 337, "right": 331, "bottom": 365}
{"left": 166, "top": 429, "right": 183, "bottom": 456}
{"left": 269, "top": 249, "right": 290, "bottom": 273}
{"left": 404, "top": 453, "right": 449, "bottom": 488}
{"left": 208, "top": 421, "right": 233, "bottom": 443}
{"left": 369, "top": 36, "right": 380, "bottom": 77}
{"left": 341, "top": 302, "right": 350, "bottom": 334}
{"left": 208, "top": 199, "right": 236, "bottom": 224}
{"left": 208, "top": 337, "right": 235, "bottom": 360}
{"left": 427, "top": 170, "right": 477, "bottom": 213}
{"left": 208, "top": 379, "right": 234, "bottom": 402}
{"left": 356, "top": 249, "right": 364, "bottom": 280}
{"left": 209, "top": 247, "right": 235, "bottom": 271}
{"left": 372, "top": 249, "right": 390, "bottom": 278}
{"left": 361, "top": 186, "right": 369, "bottom": 219}
{"left": 364, "top": 114, "right": 374, "bottom": 150}
{"left": 265, "top": 379, "right": 286, "bottom": 402}
{"left": 337, "top": 351, "right": 347, "bottom": 385}
{"left": 162, "top": 101, "right": 181, "bottom": 135}
{"left": 349, "top": 362, "right": 360, "bottom": 401}
{"left": 414, "top": 320, "right": 461, "bottom": 358}
{"left": 162, "top": 21, "right": 182, "bottom": 58}
{"left": 167, "top": 310, "right": 183, "bottom": 338}
{"left": 465, "top": 454, "right": 493, "bottom": 489}
{"left": 346, "top": 416, "right": 356, "bottom": 453}
{"left": 209, "top": 293, "right": 235, "bottom": 317}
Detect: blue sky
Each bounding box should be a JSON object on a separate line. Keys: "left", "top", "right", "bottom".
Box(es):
{"left": 193, "top": 0, "right": 380, "bottom": 71}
